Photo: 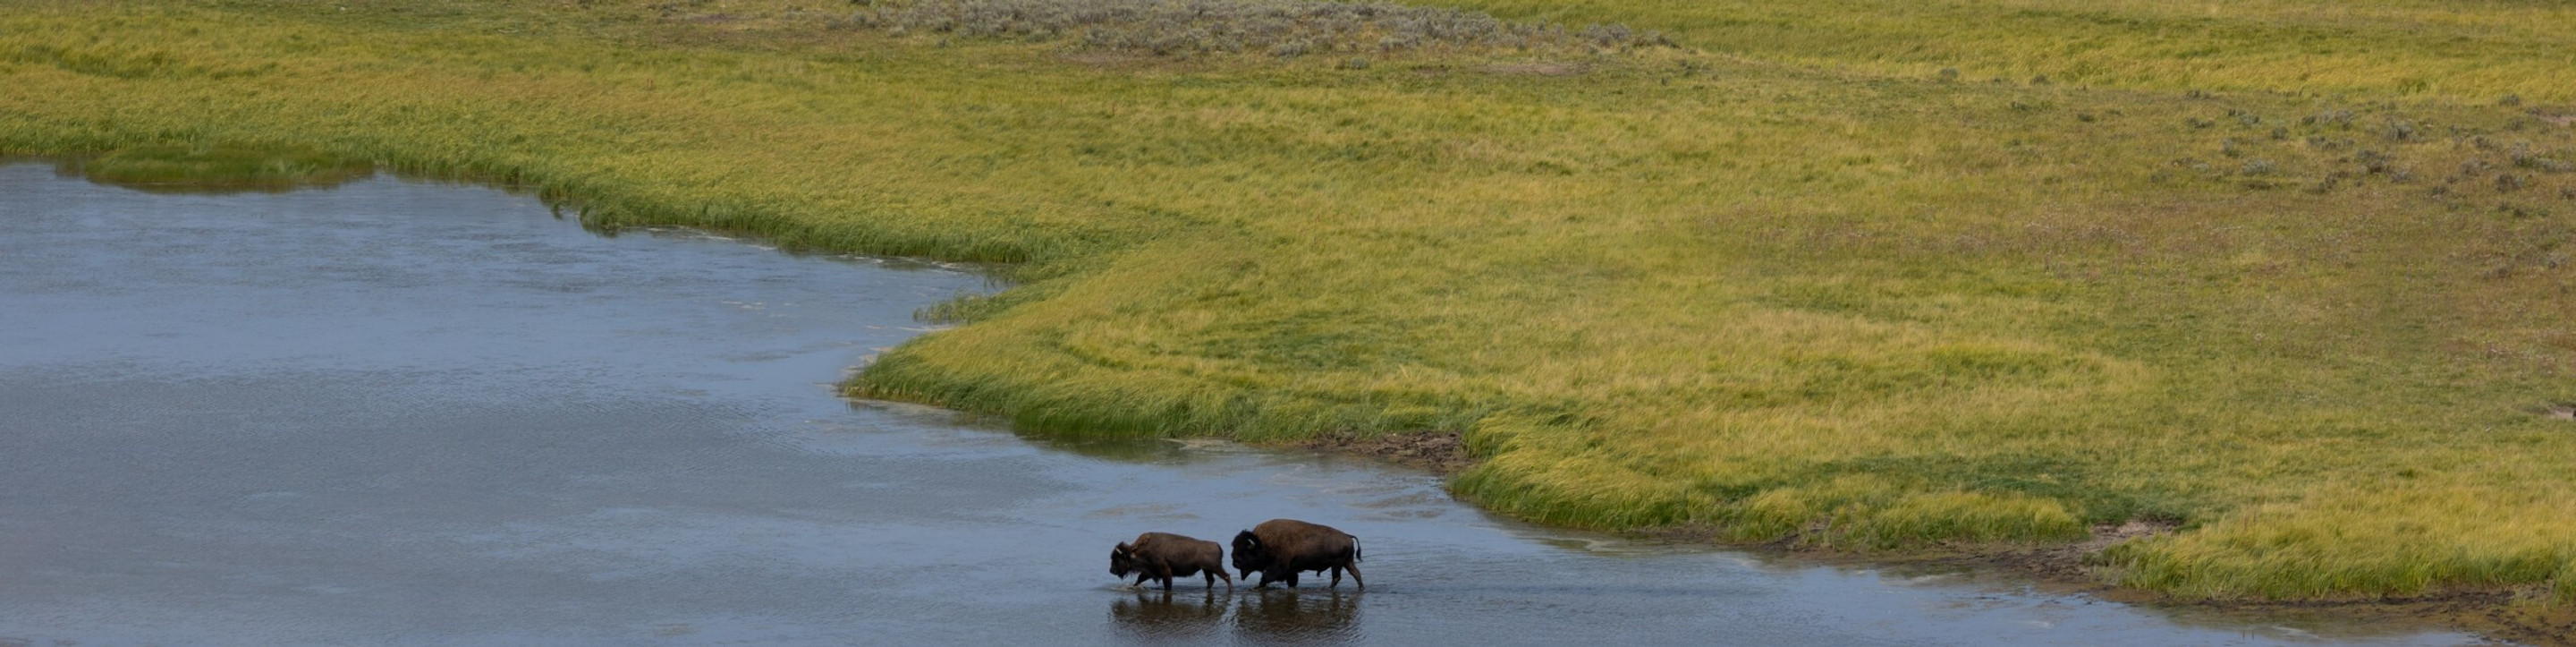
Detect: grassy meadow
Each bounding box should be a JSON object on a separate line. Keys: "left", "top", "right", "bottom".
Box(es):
{"left": 5, "top": 0, "right": 2575, "bottom": 604}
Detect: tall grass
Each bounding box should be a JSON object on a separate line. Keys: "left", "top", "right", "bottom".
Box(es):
{"left": 6, "top": 0, "right": 2576, "bottom": 603}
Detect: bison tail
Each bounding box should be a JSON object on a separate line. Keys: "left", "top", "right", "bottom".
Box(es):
{"left": 1353, "top": 537, "right": 1363, "bottom": 563}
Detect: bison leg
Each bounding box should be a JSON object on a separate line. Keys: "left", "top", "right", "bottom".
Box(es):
{"left": 1329, "top": 566, "right": 1341, "bottom": 588}
{"left": 1343, "top": 563, "right": 1363, "bottom": 590}
{"left": 1206, "top": 570, "right": 1234, "bottom": 591}
{"left": 1160, "top": 575, "right": 1175, "bottom": 592}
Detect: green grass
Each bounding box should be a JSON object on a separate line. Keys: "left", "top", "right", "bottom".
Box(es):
{"left": 6, "top": 0, "right": 2576, "bottom": 604}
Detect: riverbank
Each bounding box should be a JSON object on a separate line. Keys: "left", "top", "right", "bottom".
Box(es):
{"left": 5, "top": 0, "right": 2574, "bottom": 634}
{"left": 1295, "top": 430, "right": 2569, "bottom": 643}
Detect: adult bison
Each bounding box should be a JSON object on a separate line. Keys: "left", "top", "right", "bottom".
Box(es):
{"left": 1231, "top": 519, "right": 1363, "bottom": 590}
{"left": 1111, "top": 532, "right": 1233, "bottom": 591}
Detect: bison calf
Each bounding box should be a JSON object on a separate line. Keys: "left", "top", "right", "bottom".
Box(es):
{"left": 1231, "top": 519, "right": 1363, "bottom": 590}
{"left": 1111, "top": 532, "right": 1233, "bottom": 592}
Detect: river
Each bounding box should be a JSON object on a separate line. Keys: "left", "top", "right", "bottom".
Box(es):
{"left": 0, "top": 162, "right": 2484, "bottom": 644}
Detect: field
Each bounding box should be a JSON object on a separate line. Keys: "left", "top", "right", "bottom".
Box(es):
{"left": 5, "top": 0, "right": 2575, "bottom": 608}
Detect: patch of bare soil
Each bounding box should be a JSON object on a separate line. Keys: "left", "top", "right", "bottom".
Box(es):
{"left": 2457, "top": 600, "right": 2576, "bottom": 646}
{"left": 1970, "top": 520, "right": 2182, "bottom": 583}
{"left": 1293, "top": 430, "right": 1473, "bottom": 474}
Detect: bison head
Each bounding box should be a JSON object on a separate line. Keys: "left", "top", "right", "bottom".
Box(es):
{"left": 1230, "top": 530, "right": 1267, "bottom": 578}
{"left": 1110, "top": 542, "right": 1137, "bottom": 578}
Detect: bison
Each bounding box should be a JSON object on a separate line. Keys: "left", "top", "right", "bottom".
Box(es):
{"left": 1231, "top": 519, "right": 1363, "bottom": 590}
{"left": 1111, "top": 532, "right": 1234, "bottom": 592}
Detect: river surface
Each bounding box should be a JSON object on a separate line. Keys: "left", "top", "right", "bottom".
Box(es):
{"left": 0, "top": 163, "right": 2491, "bottom": 645}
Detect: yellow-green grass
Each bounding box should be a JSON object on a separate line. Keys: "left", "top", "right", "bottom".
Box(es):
{"left": 5, "top": 0, "right": 2575, "bottom": 603}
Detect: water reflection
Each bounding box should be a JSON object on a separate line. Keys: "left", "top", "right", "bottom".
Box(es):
{"left": 52, "top": 155, "right": 377, "bottom": 195}
{"left": 1106, "top": 587, "right": 1368, "bottom": 644}
{"left": 1107, "top": 589, "right": 1229, "bottom": 643}
{"left": 1234, "top": 589, "right": 1361, "bottom": 644}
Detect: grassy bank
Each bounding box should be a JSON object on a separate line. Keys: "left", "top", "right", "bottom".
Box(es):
{"left": 6, "top": 0, "right": 2574, "bottom": 606}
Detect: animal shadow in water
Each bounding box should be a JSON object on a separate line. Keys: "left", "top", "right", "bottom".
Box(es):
{"left": 1108, "top": 588, "right": 1227, "bottom": 642}
{"left": 1232, "top": 588, "right": 1360, "bottom": 643}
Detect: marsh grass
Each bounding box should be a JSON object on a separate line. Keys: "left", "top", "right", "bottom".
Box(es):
{"left": 7, "top": 0, "right": 2576, "bottom": 606}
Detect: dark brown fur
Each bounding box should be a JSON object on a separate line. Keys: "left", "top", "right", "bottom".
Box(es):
{"left": 1231, "top": 519, "right": 1363, "bottom": 590}
{"left": 1110, "top": 532, "right": 1233, "bottom": 592}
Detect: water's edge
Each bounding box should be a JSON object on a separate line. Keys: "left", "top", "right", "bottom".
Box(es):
{"left": 0, "top": 162, "right": 2505, "bottom": 644}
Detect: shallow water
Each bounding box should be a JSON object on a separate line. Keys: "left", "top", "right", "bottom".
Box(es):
{"left": 0, "top": 164, "right": 2490, "bottom": 645}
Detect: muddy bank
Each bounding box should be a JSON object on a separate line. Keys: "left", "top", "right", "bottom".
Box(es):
{"left": 1292, "top": 430, "right": 1476, "bottom": 474}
